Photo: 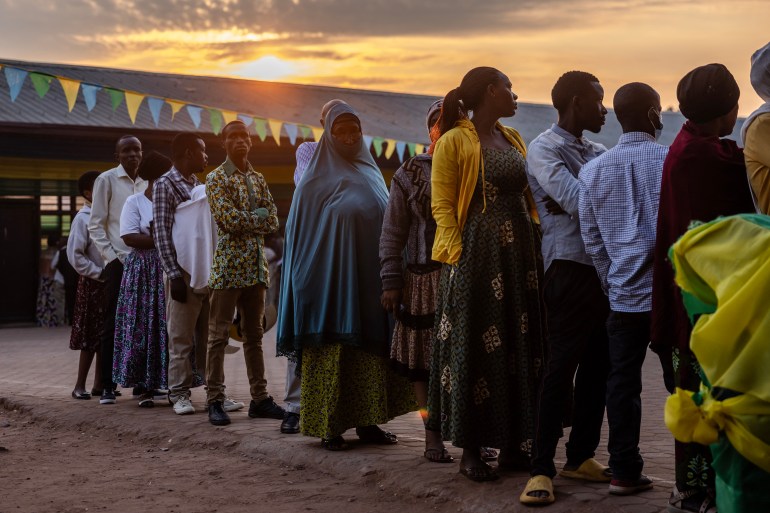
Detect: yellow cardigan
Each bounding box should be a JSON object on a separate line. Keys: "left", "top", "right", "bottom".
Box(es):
{"left": 431, "top": 119, "right": 539, "bottom": 264}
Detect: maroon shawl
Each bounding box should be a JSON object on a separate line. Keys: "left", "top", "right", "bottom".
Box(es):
{"left": 650, "top": 121, "right": 754, "bottom": 355}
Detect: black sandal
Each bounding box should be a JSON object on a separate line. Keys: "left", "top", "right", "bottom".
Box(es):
{"left": 71, "top": 390, "right": 91, "bottom": 400}
{"left": 480, "top": 447, "right": 499, "bottom": 461}
{"left": 321, "top": 436, "right": 348, "bottom": 451}
{"left": 355, "top": 425, "right": 398, "bottom": 445}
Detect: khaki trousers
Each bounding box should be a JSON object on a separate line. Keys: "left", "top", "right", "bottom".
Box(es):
{"left": 207, "top": 284, "right": 267, "bottom": 406}
{"left": 165, "top": 271, "right": 209, "bottom": 402}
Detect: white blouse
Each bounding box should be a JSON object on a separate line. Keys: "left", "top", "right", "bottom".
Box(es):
{"left": 120, "top": 192, "right": 153, "bottom": 237}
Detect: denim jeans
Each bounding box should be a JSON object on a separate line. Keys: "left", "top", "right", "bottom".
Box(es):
{"left": 531, "top": 260, "right": 610, "bottom": 478}
{"left": 606, "top": 310, "right": 650, "bottom": 480}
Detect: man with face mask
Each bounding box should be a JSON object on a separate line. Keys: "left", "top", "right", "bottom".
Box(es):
{"left": 578, "top": 82, "right": 668, "bottom": 496}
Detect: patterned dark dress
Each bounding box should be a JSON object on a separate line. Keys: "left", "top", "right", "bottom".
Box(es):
{"left": 427, "top": 146, "right": 545, "bottom": 452}
{"left": 69, "top": 275, "right": 106, "bottom": 352}
{"left": 112, "top": 248, "right": 168, "bottom": 390}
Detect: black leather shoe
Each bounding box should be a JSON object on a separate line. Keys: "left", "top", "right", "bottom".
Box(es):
{"left": 208, "top": 401, "right": 231, "bottom": 426}
{"left": 280, "top": 412, "right": 300, "bottom": 434}
{"left": 248, "top": 396, "right": 286, "bottom": 419}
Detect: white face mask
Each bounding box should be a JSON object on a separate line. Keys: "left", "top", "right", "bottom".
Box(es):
{"left": 649, "top": 108, "right": 664, "bottom": 140}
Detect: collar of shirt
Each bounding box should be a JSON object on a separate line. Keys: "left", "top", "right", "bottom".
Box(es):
{"left": 223, "top": 158, "right": 255, "bottom": 177}
{"left": 115, "top": 164, "right": 145, "bottom": 184}
{"left": 168, "top": 165, "right": 201, "bottom": 186}
{"left": 617, "top": 131, "right": 656, "bottom": 145}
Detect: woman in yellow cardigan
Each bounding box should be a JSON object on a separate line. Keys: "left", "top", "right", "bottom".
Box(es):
{"left": 426, "top": 66, "right": 546, "bottom": 482}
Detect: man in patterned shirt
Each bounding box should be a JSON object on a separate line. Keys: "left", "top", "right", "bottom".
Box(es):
{"left": 206, "top": 120, "right": 286, "bottom": 426}
{"left": 579, "top": 82, "right": 668, "bottom": 496}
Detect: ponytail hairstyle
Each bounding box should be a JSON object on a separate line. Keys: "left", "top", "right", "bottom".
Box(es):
{"left": 437, "top": 66, "right": 503, "bottom": 137}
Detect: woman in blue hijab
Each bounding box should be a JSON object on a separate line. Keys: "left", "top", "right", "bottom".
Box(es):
{"left": 277, "top": 103, "right": 415, "bottom": 450}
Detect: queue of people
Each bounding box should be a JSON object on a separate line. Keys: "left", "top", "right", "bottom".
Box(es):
{"left": 60, "top": 40, "right": 770, "bottom": 513}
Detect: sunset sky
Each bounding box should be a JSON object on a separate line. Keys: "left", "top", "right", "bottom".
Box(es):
{"left": 1, "top": 0, "right": 768, "bottom": 115}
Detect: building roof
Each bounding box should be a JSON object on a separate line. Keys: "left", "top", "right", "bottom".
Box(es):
{"left": 0, "top": 58, "right": 744, "bottom": 149}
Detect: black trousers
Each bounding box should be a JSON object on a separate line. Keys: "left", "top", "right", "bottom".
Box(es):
{"left": 531, "top": 260, "right": 610, "bottom": 478}
{"left": 606, "top": 310, "right": 650, "bottom": 480}
{"left": 100, "top": 258, "right": 124, "bottom": 390}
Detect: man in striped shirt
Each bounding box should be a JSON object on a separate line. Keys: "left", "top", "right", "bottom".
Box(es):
{"left": 579, "top": 82, "right": 668, "bottom": 496}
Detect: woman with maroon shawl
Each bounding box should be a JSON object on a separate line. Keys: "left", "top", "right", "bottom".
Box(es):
{"left": 651, "top": 64, "right": 755, "bottom": 513}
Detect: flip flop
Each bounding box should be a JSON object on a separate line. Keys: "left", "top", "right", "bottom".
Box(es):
{"left": 424, "top": 447, "right": 455, "bottom": 463}
{"left": 355, "top": 426, "right": 398, "bottom": 445}
{"left": 71, "top": 391, "right": 91, "bottom": 400}
{"left": 459, "top": 462, "right": 499, "bottom": 482}
{"left": 559, "top": 458, "right": 612, "bottom": 482}
{"left": 520, "top": 475, "right": 555, "bottom": 505}
{"left": 321, "top": 436, "right": 348, "bottom": 451}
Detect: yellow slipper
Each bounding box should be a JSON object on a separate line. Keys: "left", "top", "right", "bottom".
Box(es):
{"left": 519, "top": 475, "right": 555, "bottom": 505}
{"left": 559, "top": 458, "right": 611, "bottom": 482}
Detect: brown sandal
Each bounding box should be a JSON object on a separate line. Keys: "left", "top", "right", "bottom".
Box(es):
{"left": 424, "top": 447, "right": 454, "bottom": 463}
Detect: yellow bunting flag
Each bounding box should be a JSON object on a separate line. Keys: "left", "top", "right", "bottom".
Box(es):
{"left": 384, "top": 139, "right": 397, "bottom": 159}
{"left": 57, "top": 77, "right": 81, "bottom": 112}
{"left": 124, "top": 91, "right": 145, "bottom": 124}
{"left": 222, "top": 110, "right": 238, "bottom": 125}
{"left": 168, "top": 100, "right": 186, "bottom": 120}
{"left": 268, "top": 118, "right": 283, "bottom": 146}
{"left": 311, "top": 126, "right": 324, "bottom": 142}
{"left": 415, "top": 144, "right": 425, "bottom": 155}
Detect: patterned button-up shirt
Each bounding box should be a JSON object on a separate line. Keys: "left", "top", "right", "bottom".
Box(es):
{"left": 579, "top": 132, "right": 668, "bottom": 312}
{"left": 206, "top": 158, "right": 279, "bottom": 289}
{"left": 153, "top": 166, "right": 200, "bottom": 280}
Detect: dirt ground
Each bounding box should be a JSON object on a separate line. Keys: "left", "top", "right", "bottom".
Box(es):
{"left": 0, "top": 406, "right": 454, "bottom": 513}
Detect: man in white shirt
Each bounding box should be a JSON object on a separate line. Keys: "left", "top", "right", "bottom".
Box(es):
{"left": 88, "top": 135, "right": 147, "bottom": 405}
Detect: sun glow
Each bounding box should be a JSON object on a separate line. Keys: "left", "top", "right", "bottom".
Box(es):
{"left": 233, "top": 55, "right": 306, "bottom": 81}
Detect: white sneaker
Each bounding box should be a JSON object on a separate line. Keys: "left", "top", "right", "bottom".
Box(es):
{"left": 173, "top": 397, "right": 195, "bottom": 415}
{"left": 223, "top": 397, "right": 245, "bottom": 412}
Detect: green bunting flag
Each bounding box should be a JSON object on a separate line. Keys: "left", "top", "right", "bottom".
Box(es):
{"left": 106, "top": 88, "right": 124, "bottom": 111}
{"left": 29, "top": 73, "right": 53, "bottom": 98}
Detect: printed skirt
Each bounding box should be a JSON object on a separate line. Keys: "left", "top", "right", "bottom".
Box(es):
{"left": 69, "top": 275, "right": 106, "bottom": 352}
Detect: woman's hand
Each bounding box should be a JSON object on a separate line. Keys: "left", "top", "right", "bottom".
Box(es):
{"left": 380, "top": 289, "right": 402, "bottom": 317}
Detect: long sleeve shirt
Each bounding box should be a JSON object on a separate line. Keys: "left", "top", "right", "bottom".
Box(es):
{"left": 526, "top": 124, "right": 606, "bottom": 271}
{"left": 379, "top": 154, "right": 439, "bottom": 290}
{"left": 152, "top": 167, "right": 201, "bottom": 280}
{"left": 745, "top": 113, "right": 770, "bottom": 213}
{"left": 88, "top": 164, "right": 147, "bottom": 264}
{"left": 206, "top": 158, "right": 279, "bottom": 289}
{"left": 579, "top": 132, "right": 668, "bottom": 312}
{"left": 66, "top": 204, "right": 103, "bottom": 280}
{"left": 294, "top": 141, "right": 317, "bottom": 186}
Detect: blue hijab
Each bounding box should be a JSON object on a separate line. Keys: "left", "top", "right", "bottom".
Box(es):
{"left": 277, "top": 103, "right": 390, "bottom": 360}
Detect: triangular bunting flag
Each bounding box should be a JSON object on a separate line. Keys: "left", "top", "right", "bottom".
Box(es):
{"left": 415, "top": 144, "right": 425, "bottom": 155}
{"left": 254, "top": 118, "right": 268, "bottom": 141}
{"left": 284, "top": 123, "right": 298, "bottom": 145}
{"left": 238, "top": 114, "right": 254, "bottom": 128}
{"left": 168, "top": 100, "right": 185, "bottom": 120}
{"left": 407, "top": 143, "right": 416, "bottom": 157}
{"left": 208, "top": 109, "right": 224, "bottom": 135}
{"left": 147, "top": 97, "right": 165, "bottom": 127}
{"left": 29, "top": 73, "right": 53, "bottom": 98}
{"left": 395, "top": 141, "right": 406, "bottom": 161}
{"left": 186, "top": 105, "right": 202, "bottom": 128}
{"left": 58, "top": 77, "right": 81, "bottom": 112}
{"left": 384, "top": 139, "right": 397, "bottom": 159}
{"left": 221, "top": 110, "right": 238, "bottom": 125}
{"left": 310, "top": 126, "right": 324, "bottom": 142}
{"left": 363, "top": 135, "right": 373, "bottom": 149}
{"left": 268, "top": 119, "right": 283, "bottom": 145}
{"left": 81, "top": 84, "right": 101, "bottom": 111}
{"left": 299, "top": 125, "right": 313, "bottom": 140}
{"left": 124, "top": 91, "right": 144, "bottom": 124}
{"left": 4, "top": 67, "right": 28, "bottom": 102}
{"left": 372, "top": 137, "right": 384, "bottom": 157}
{"left": 106, "top": 88, "right": 124, "bottom": 111}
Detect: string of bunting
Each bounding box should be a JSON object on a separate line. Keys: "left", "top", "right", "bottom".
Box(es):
{"left": 0, "top": 63, "right": 426, "bottom": 161}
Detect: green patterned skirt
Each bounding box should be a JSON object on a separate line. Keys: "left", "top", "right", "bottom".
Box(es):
{"left": 300, "top": 343, "right": 416, "bottom": 439}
